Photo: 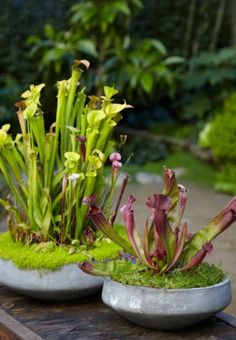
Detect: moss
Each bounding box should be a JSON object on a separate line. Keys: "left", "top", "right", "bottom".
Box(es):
{"left": 111, "top": 261, "right": 225, "bottom": 289}
{"left": 0, "top": 224, "right": 126, "bottom": 271}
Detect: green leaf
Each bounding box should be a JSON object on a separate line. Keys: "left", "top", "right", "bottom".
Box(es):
{"left": 79, "top": 260, "right": 141, "bottom": 277}
{"left": 104, "top": 86, "right": 118, "bottom": 99}
{"left": 113, "top": 1, "right": 130, "bottom": 16}
{"left": 131, "top": 0, "right": 143, "bottom": 10}
{"left": 44, "top": 24, "right": 55, "bottom": 39}
{"left": 78, "top": 40, "right": 98, "bottom": 58}
{"left": 87, "top": 109, "right": 106, "bottom": 126}
{"left": 166, "top": 223, "right": 187, "bottom": 271}
{"left": 140, "top": 72, "right": 154, "bottom": 93}
{"left": 2, "top": 124, "right": 10, "bottom": 132}
{"left": 106, "top": 103, "right": 132, "bottom": 117}
{"left": 181, "top": 197, "right": 236, "bottom": 264}
{"left": 41, "top": 49, "right": 65, "bottom": 66}
{"left": 217, "top": 48, "right": 236, "bottom": 64}
{"left": 42, "top": 207, "right": 51, "bottom": 239}
{"left": 23, "top": 103, "right": 37, "bottom": 119}
{"left": 191, "top": 51, "right": 216, "bottom": 66}
{"left": 87, "top": 206, "right": 134, "bottom": 255}
{"left": 164, "top": 56, "right": 185, "bottom": 65}
{"left": 0, "top": 125, "right": 10, "bottom": 148}
{"left": 151, "top": 39, "right": 167, "bottom": 56}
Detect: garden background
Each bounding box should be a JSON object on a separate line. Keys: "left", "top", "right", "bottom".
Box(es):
{"left": 1, "top": 0, "right": 236, "bottom": 313}
{"left": 1, "top": 0, "right": 236, "bottom": 193}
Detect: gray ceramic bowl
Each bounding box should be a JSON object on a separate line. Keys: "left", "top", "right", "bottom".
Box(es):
{"left": 0, "top": 259, "right": 103, "bottom": 301}
{"left": 102, "top": 276, "right": 231, "bottom": 330}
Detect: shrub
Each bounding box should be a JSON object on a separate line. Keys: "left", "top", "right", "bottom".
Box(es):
{"left": 215, "top": 164, "right": 236, "bottom": 195}
{"left": 177, "top": 48, "right": 236, "bottom": 122}
{"left": 29, "top": 0, "right": 183, "bottom": 105}
{"left": 202, "top": 93, "right": 236, "bottom": 162}
{"left": 199, "top": 92, "right": 236, "bottom": 194}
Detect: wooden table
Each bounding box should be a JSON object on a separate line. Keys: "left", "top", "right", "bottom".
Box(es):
{"left": 0, "top": 285, "right": 236, "bottom": 340}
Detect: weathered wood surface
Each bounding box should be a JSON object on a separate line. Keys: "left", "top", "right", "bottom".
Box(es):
{"left": 0, "top": 285, "right": 236, "bottom": 340}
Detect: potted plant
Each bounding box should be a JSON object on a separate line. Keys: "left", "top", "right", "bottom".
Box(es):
{"left": 79, "top": 168, "right": 236, "bottom": 330}
{"left": 0, "top": 60, "right": 131, "bottom": 300}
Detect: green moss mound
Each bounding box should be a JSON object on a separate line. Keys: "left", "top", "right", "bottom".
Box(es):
{"left": 111, "top": 261, "right": 225, "bottom": 289}
{"left": 0, "top": 225, "right": 125, "bottom": 271}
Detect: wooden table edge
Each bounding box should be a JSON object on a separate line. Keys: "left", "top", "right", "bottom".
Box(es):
{"left": 216, "top": 311, "right": 236, "bottom": 328}
{"left": 0, "top": 308, "right": 43, "bottom": 340}
{"left": 1, "top": 307, "right": 236, "bottom": 339}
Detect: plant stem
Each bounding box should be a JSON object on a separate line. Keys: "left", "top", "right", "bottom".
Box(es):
{"left": 63, "top": 64, "right": 82, "bottom": 152}
{"left": 49, "top": 81, "right": 67, "bottom": 187}
{"left": 73, "top": 91, "right": 86, "bottom": 130}
{"left": 44, "top": 133, "right": 54, "bottom": 188}
{"left": 0, "top": 157, "right": 27, "bottom": 213}
{"left": 30, "top": 114, "right": 45, "bottom": 164}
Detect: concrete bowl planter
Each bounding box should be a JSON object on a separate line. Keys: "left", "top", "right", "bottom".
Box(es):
{"left": 0, "top": 259, "right": 103, "bottom": 301}
{"left": 102, "top": 276, "right": 231, "bottom": 330}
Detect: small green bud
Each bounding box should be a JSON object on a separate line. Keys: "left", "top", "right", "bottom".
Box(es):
{"left": 88, "top": 149, "right": 105, "bottom": 170}
{"left": 21, "top": 83, "right": 45, "bottom": 119}
{"left": 87, "top": 109, "right": 106, "bottom": 126}
{"left": 64, "top": 152, "right": 80, "bottom": 162}
{"left": 104, "top": 86, "right": 118, "bottom": 99}
{"left": 0, "top": 124, "right": 10, "bottom": 149}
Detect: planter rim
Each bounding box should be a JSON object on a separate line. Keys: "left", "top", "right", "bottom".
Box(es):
{"left": 0, "top": 258, "right": 104, "bottom": 301}
{"left": 102, "top": 273, "right": 231, "bottom": 330}
{"left": 0, "top": 258, "right": 80, "bottom": 272}
{"left": 104, "top": 274, "right": 230, "bottom": 292}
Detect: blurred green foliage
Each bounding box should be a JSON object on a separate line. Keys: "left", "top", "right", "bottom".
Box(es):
{"left": 28, "top": 0, "right": 142, "bottom": 84}
{"left": 28, "top": 0, "right": 183, "bottom": 103}
{"left": 121, "top": 136, "right": 168, "bottom": 166}
{"left": 131, "top": 0, "right": 230, "bottom": 55}
{"left": 1, "top": 0, "right": 236, "bottom": 168}
{"left": 201, "top": 93, "right": 236, "bottom": 161}
{"left": 150, "top": 122, "right": 198, "bottom": 142}
{"left": 123, "top": 151, "right": 216, "bottom": 188}
{"left": 0, "top": 0, "right": 74, "bottom": 122}
{"left": 199, "top": 92, "right": 236, "bottom": 194}
{"left": 0, "top": 0, "right": 235, "bottom": 194}
{"left": 215, "top": 165, "right": 236, "bottom": 195}
{"left": 177, "top": 48, "right": 236, "bottom": 122}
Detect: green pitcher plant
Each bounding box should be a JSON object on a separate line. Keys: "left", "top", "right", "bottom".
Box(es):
{"left": 0, "top": 60, "right": 131, "bottom": 244}
{"left": 79, "top": 168, "right": 236, "bottom": 275}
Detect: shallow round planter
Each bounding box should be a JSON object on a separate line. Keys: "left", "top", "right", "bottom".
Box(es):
{"left": 0, "top": 259, "right": 103, "bottom": 301}
{"left": 102, "top": 277, "right": 231, "bottom": 330}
